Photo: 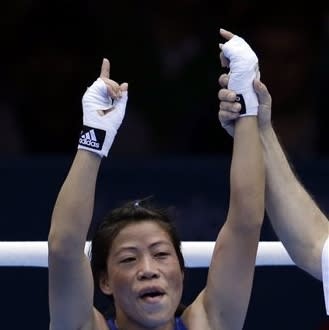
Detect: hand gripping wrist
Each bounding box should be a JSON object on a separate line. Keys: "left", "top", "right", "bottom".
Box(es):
{"left": 221, "top": 35, "right": 260, "bottom": 116}
{"left": 78, "top": 78, "right": 128, "bottom": 157}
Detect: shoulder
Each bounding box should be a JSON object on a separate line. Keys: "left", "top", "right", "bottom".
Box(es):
{"left": 92, "top": 308, "right": 110, "bottom": 330}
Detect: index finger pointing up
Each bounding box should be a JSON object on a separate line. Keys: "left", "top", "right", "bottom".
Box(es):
{"left": 100, "top": 58, "right": 110, "bottom": 79}
{"left": 219, "top": 28, "right": 235, "bottom": 41}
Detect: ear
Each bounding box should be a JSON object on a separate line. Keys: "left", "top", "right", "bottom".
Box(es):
{"left": 99, "top": 272, "right": 112, "bottom": 295}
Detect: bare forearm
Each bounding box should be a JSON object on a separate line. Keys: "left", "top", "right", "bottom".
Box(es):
{"left": 207, "top": 117, "right": 265, "bottom": 328}
{"left": 230, "top": 117, "right": 265, "bottom": 226}
{"left": 48, "top": 150, "right": 102, "bottom": 254}
{"left": 261, "top": 126, "right": 329, "bottom": 279}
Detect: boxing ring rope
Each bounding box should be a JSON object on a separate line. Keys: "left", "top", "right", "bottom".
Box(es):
{"left": 0, "top": 241, "right": 294, "bottom": 268}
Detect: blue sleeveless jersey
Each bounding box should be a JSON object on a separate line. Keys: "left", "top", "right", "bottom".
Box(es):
{"left": 107, "top": 317, "right": 187, "bottom": 329}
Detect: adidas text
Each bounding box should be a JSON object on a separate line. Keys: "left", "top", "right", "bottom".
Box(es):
{"left": 79, "top": 138, "right": 100, "bottom": 148}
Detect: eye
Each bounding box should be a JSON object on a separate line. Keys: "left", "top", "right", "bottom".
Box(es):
{"left": 155, "top": 252, "right": 170, "bottom": 259}
{"left": 120, "top": 257, "right": 136, "bottom": 263}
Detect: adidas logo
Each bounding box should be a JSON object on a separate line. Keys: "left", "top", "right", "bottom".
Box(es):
{"left": 79, "top": 126, "right": 106, "bottom": 150}
{"left": 79, "top": 129, "right": 100, "bottom": 149}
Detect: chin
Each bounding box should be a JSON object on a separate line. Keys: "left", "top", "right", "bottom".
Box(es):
{"left": 137, "top": 305, "right": 175, "bottom": 327}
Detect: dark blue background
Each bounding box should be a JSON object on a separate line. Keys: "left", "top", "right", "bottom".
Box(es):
{"left": 1, "top": 156, "right": 328, "bottom": 329}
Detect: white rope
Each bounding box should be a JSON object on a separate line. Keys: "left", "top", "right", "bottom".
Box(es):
{"left": 0, "top": 241, "right": 294, "bottom": 268}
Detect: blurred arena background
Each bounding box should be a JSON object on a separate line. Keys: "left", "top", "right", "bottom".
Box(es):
{"left": 0, "top": 1, "right": 329, "bottom": 329}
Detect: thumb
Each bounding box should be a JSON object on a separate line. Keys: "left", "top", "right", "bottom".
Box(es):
{"left": 100, "top": 58, "right": 110, "bottom": 79}
{"left": 253, "top": 79, "right": 271, "bottom": 106}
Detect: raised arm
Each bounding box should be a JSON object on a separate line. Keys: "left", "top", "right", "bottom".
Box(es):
{"left": 188, "top": 29, "right": 265, "bottom": 330}
{"left": 218, "top": 71, "right": 329, "bottom": 281}
{"left": 48, "top": 59, "right": 128, "bottom": 330}
{"left": 218, "top": 68, "right": 329, "bottom": 317}
{"left": 256, "top": 84, "right": 329, "bottom": 281}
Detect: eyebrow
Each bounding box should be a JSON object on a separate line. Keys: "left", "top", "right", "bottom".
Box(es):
{"left": 113, "top": 241, "right": 172, "bottom": 257}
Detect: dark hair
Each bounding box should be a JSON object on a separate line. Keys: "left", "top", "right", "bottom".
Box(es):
{"left": 90, "top": 197, "right": 186, "bottom": 317}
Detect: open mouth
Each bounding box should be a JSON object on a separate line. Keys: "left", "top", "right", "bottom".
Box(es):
{"left": 139, "top": 288, "right": 165, "bottom": 302}
{"left": 141, "top": 291, "right": 164, "bottom": 298}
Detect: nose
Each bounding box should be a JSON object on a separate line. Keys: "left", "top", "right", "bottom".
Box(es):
{"left": 137, "top": 257, "right": 160, "bottom": 280}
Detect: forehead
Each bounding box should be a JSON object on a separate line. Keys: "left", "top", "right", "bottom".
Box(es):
{"left": 113, "top": 220, "right": 173, "bottom": 247}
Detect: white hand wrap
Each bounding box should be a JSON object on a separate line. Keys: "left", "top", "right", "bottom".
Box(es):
{"left": 221, "top": 35, "right": 260, "bottom": 116}
{"left": 78, "top": 77, "right": 128, "bottom": 157}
